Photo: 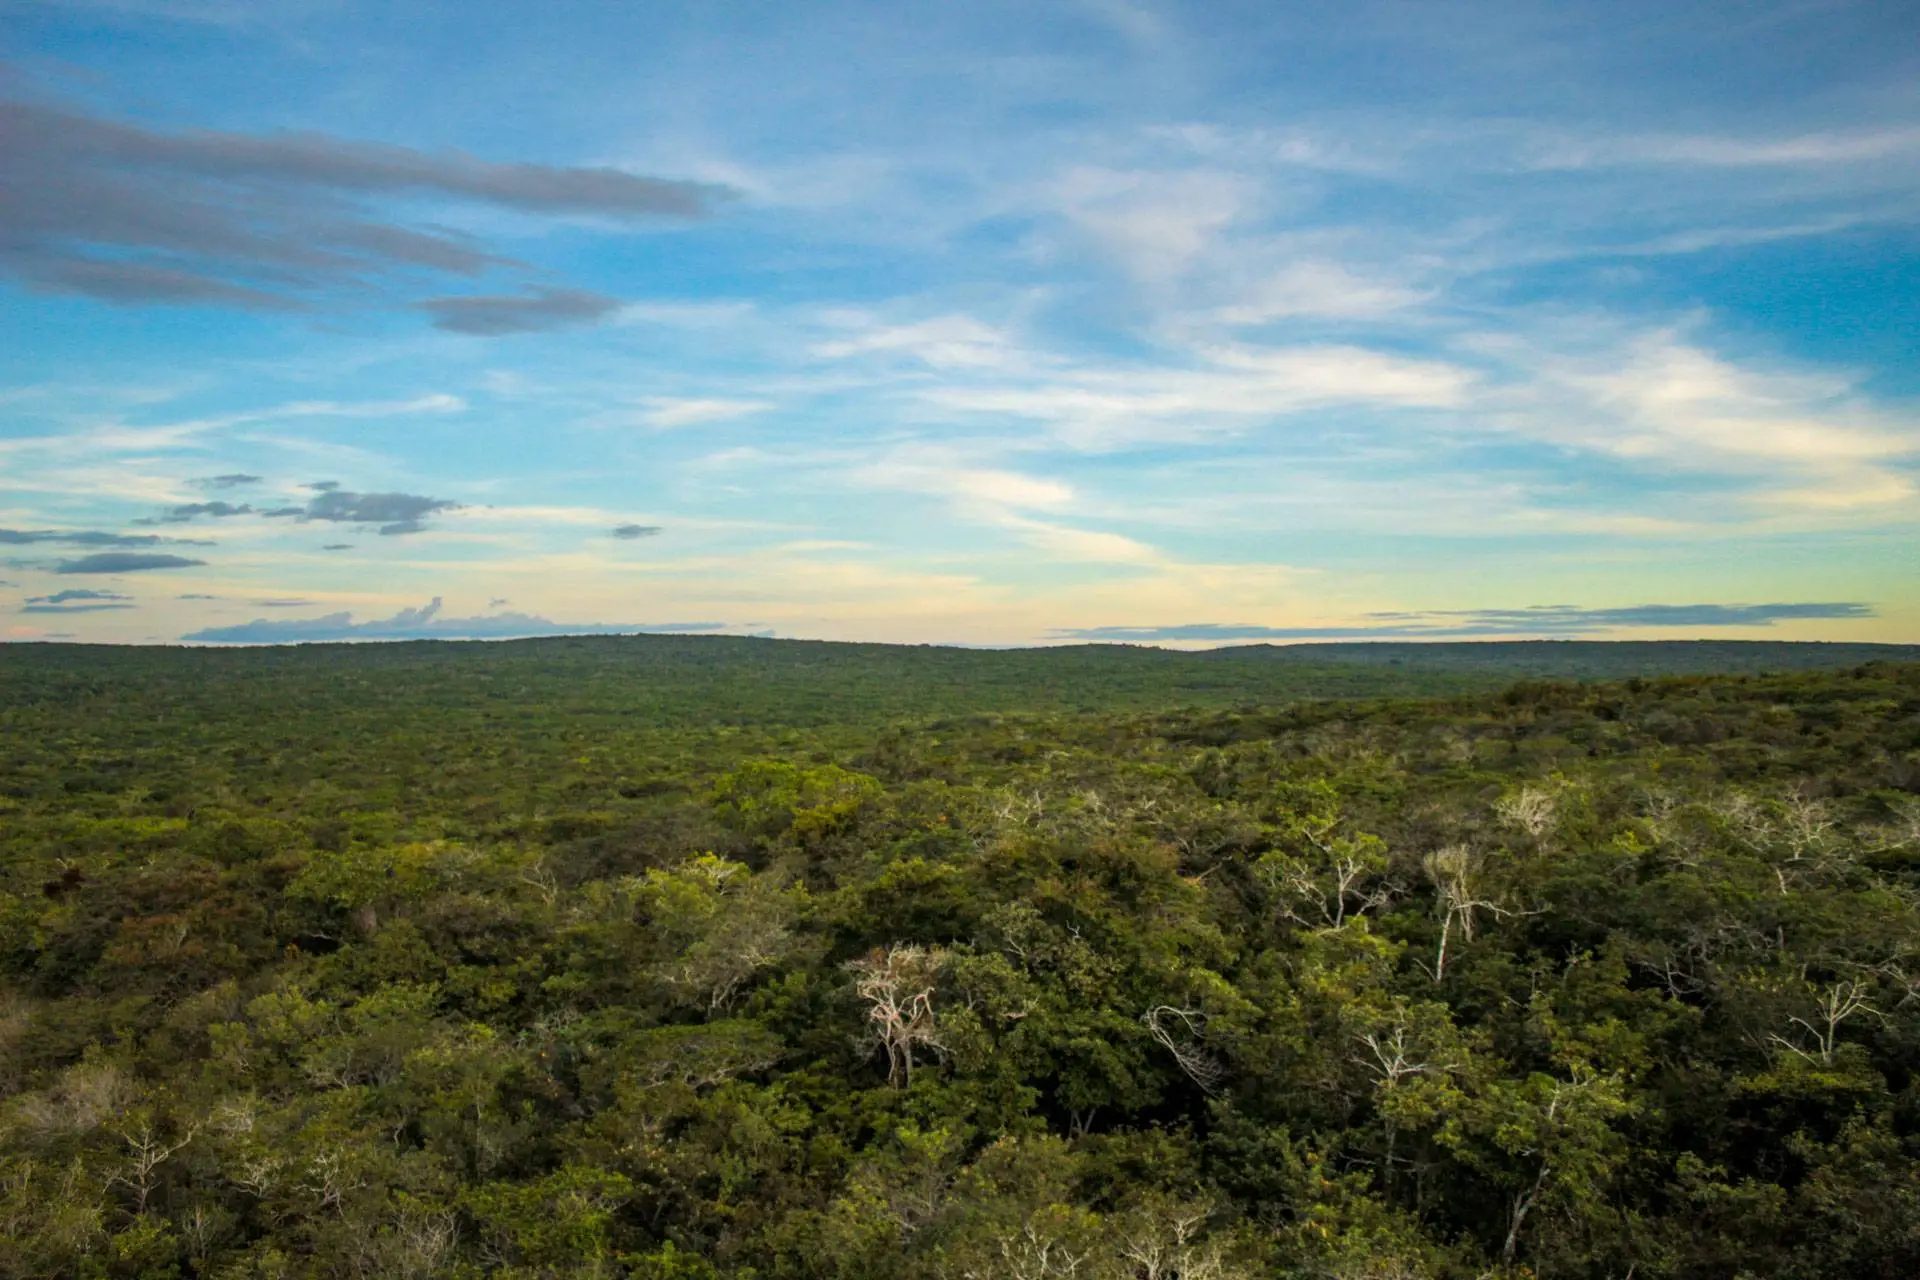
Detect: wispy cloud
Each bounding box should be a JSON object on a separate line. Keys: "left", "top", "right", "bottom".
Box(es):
{"left": 1050, "top": 165, "right": 1256, "bottom": 283}
{"left": 1475, "top": 325, "right": 1920, "bottom": 513}
{"left": 628, "top": 397, "right": 774, "bottom": 428}
{"left": 1211, "top": 260, "right": 1432, "bottom": 326}
{"left": 921, "top": 343, "right": 1470, "bottom": 448}
{"left": 814, "top": 314, "right": 1022, "bottom": 370}
{"left": 849, "top": 445, "right": 1160, "bottom": 562}
{"left": 1533, "top": 126, "right": 1920, "bottom": 171}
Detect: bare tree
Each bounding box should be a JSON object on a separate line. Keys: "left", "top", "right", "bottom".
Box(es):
{"left": 1257, "top": 829, "right": 1396, "bottom": 930}
{"left": 1354, "top": 1023, "right": 1435, "bottom": 1090}
{"left": 381, "top": 1201, "right": 460, "bottom": 1279}
{"left": 228, "top": 1148, "right": 287, "bottom": 1205}
{"left": 849, "top": 944, "right": 946, "bottom": 1088}
{"left": 1142, "top": 1005, "right": 1226, "bottom": 1094}
{"left": 948, "top": 1202, "right": 1100, "bottom": 1280}
{"left": 986, "top": 789, "right": 1047, "bottom": 843}
{"left": 1419, "top": 846, "right": 1512, "bottom": 983}
{"left": 300, "top": 1145, "right": 369, "bottom": 1219}
{"left": 1714, "top": 789, "right": 1851, "bottom": 894}
{"left": 178, "top": 1202, "right": 233, "bottom": 1270}
{"left": 107, "top": 1114, "right": 199, "bottom": 1215}
{"left": 1118, "top": 1200, "right": 1245, "bottom": 1280}
{"left": 1766, "top": 793, "right": 1849, "bottom": 893}
{"left": 1767, "top": 977, "right": 1882, "bottom": 1066}
{"left": 16, "top": 1059, "right": 135, "bottom": 1136}
{"left": 1352, "top": 1015, "right": 1458, "bottom": 1187}
{"left": 1495, "top": 784, "right": 1559, "bottom": 840}
{"left": 516, "top": 858, "right": 561, "bottom": 905}
{"left": 994, "top": 1219, "right": 1091, "bottom": 1280}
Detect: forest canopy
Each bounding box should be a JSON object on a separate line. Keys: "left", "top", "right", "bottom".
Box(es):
{"left": 1, "top": 638, "right": 1916, "bottom": 1278}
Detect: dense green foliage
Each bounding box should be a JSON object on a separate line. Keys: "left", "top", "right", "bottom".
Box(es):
{"left": 2, "top": 638, "right": 1917, "bottom": 1278}
{"left": 6, "top": 636, "right": 1916, "bottom": 726}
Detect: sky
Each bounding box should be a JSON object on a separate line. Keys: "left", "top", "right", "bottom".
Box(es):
{"left": 1, "top": 0, "right": 1916, "bottom": 647}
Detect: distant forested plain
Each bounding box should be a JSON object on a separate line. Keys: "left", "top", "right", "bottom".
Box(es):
{"left": 1, "top": 638, "right": 1917, "bottom": 1278}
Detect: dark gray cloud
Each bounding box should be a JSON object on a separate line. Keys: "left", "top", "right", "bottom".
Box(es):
{"left": 254, "top": 598, "right": 313, "bottom": 607}
{"left": 0, "top": 98, "right": 731, "bottom": 315}
{"left": 34, "top": 259, "right": 295, "bottom": 308}
{"left": 134, "top": 500, "right": 254, "bottom": 524}
{"left": 610, "top": 523, "right": 663, "bottom": 540}
{"left": 24, "top": 585, "right": 136, "bottom": 613}
{"left": 177, "top": 593, "right": 222, "bottom": 600}
{"left": 321, "top": 543, "right": 355, "bottom": 551}
{"left": 57, "top": 552, "right": 207, "bottom": 574}
{"left": 0, "top": 527, "right": 210, "bottom": 548}
{"left": 420, "top": 287, "right": 623, "bottom": 335}
{"left": 23, "top": 258, "right": 302, "bottom": 309}
{"left": 262, "top": 488, "right": 461, "bottom": 536}
{"left": 488, "top": 597, "right": 511, "bottom": 608}
{"left": 23, "top": 601, "right": 135, "bottom": 613}
{"left": 1056, "top": 602, "right": 1877, "bottom": 643}
{"left": 183, "top": 596, "right": 727, "bottom": 644}
{"left": 196, "top": 473, "right": 263, "bottom": 489}
{"left": 27, "top": 589, "right": 130, "bottom": 604}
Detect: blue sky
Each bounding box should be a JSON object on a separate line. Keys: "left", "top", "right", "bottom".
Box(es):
{"left": 2, "top": 0, "right": 1916, "bottom": 645}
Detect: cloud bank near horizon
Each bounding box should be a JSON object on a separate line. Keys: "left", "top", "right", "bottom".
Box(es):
{"left": 1057, "top": 603, "right": 1879, "bottom": 643}
{"left": 181, "top": 597, "right": 730, "bottom": 644}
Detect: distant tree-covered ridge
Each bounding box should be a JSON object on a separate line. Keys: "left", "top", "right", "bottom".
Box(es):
{"left": 0, "top": 642, "right": 1916, "bottom": 1277}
